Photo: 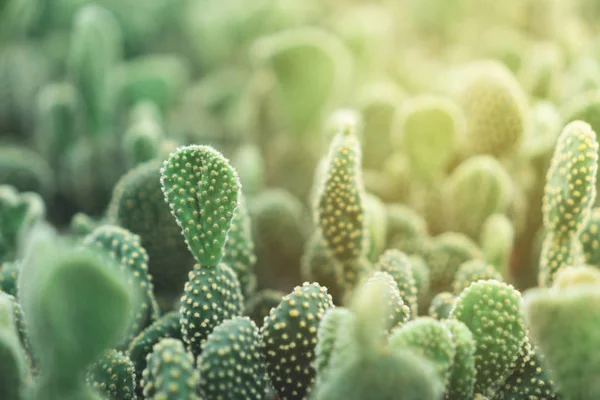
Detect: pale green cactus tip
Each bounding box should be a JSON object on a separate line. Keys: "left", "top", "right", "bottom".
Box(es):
{"left": 457, "top": 60, "right": 528, "bottom": 157}
{"left": 428, "top": 292, "right": 456, "bottom": 320}
{"left": 442, "top": 155, "right": 513, "bottom": 240}
{"left": 160, "top": 144, "right": 241, "bottom": 267}
{"left": 375, "top": 249, "right": 418, "bottom": 317}
{"left": 179, "top": 263, "right": 243, "bottom": 357}
{"left": 388, "top": 317, "right": 456, "bottom": 386}
{"left": 393, "top": 94, "right": 462, "bottom": 182}
{"left": 542, "top": 120, "right": 598, "bottom": 235}
{"left": 86, "top": 349, "right": 137, "bottom": 400}
{"left": 524, "top": 266, "right": 600, "bottom": 400}
{"left": 449, "top": 280, "right": 526, "bottom": 394}
{"left": 141, "top": 338, "right": 199, "bottom": 400}
{"left": 261, "top": 282, "right": 334, "bottom": 400}
{"left": 452, "top": 259, "right": 503, "bottom": 296}
{"left": 198, "top": 316, "right": 269, "bottom": 399}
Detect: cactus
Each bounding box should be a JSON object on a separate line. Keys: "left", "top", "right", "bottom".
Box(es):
{"left": 444, "top": 319, "right": 476, "bottom": 400}
{"left": 393, "top": 95, "right": 462, "bottom": 183}
{"left": 231, "top": 144, "right": 265, "bottom": 197}
{"left": 18, "top": 235, "right": 134, "bottom": 400}
{"left": 524, "top": 266, "right": 600, "bottom": 400}
{"left": 0, "top": 147, "right": 54, "bottom": 198}
{"left": 107, "top": 161, "right": 195, "bottom": 300}
{"left": 449, "top": 280, "right": 527, "bottom": 394}
{"left": 479, "top": 213, "right": 514, "bottom": 276}
{"left": 160, "top": 144, "right": 240, "bottom": 267}
{"left": 442, "top": 156, "right": 513, "bottom": 240}
{"left": 315, "top": 307, "right": 354, "bottom": 383}
{"left": 452, "top": 259, "right": 503, "bottom": 296}
{"left": 376, "top": 249, "right": 419, "bottom": 317}
{"left": 364, "top": 271, "right": 411, "bottom": 331}
{"left": 244, "top": 289, "right": 285, "bottom": 326}
{"left": 580, "top": 207, "right": 600, "bottom": 265}
{"left": 261, "top": 282, "right": 334, "bottom": 399}
{"left": 408, "top": 255, "right": 431, "bottom": 304}
{"left": 0, "top": 292, "right": 28, "bottom": 400}
{"left": 385, "top": 203, "right": 429, "bottom": 256}
{"left": 389, "top": 317, "right": 456, "bottom": 385}
{"left": 538, "top": 231, "right": 585, "bottom": 288}
{"left": 141, "top": 338, "right": 199, "bottom": 400}
{"left": 127, "top": 311, "right": 182, "bottom": 397}
{"left": 364, "top": 192, "right": 388, "bottom": 261}
{"left": 428, "top": 292, "right": 457, "bottom": 320}
{"left": 122, "top": 101, "right": 164, "bottom": 167}
{"left": 457, "top": 61, "right": 528, "bottom": 157}
{"left": 179, "top": 264, "right": 244, "bottom": 357}
{"left": 0, "top": 261, "right": 19, "bottom": 296}
{"left": 198, "top": 316, "right": 269, "bottom": 399}
{"left": 86, "top": 350, "right": 136, "bottom": 400}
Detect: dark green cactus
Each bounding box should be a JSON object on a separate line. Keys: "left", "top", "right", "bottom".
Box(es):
{"left": 179, "top": 264, "right": 244, "bottom": 356}
{"left": 198, "top": 316, "right": 269, "bottom": 399}
{"left": 450, "top": 280, "right": 527, "bottom": 395}
{"left": 479, "top": 213, "right": 514, "bottom": 276}
{"left": 86, "top": 350, "right": 136, "bottom": 400}
{"left": 444, "top": 319, "right": 476, "bottom": 400}
{"left": 160, "top": 144, "right": 240, "bottom": 267}
{"left": 428, "top": 292, "right": 457, "bottom": 320}
{"left": 141, "top": 338, "right": 199, "bottom": 400}
{"left": 452, "top": 259, "right": 503, "bottom": 296}
{"left": 376, "top": 249, "right": 419, "bottom": 317}
{"left": 261, "top": 282, "right": 334, "bottom": 399}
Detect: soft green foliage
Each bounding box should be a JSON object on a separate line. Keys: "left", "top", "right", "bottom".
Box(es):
{"left": 19, "top": 235, "right": 134, "bottom": 400}
{"left": 222, "top": 195, "right": 257, "bottom": 298}
{"left": 376, "top": 249, "right": 418, "bottom": 317}
{"left": 480, "top": 213, "right": 514, "bottom": 276}
{"left": 428, "top": 292, "right": 457, "bottom": 320}
{"left": 108, "top": 161, "right": 195, "bottom": 299}
{"left": 457, "top": 61, "right": 528, "bottom": 157}
{"left": 444, "top": 319, "right": 476, "bottom": 400}
{"left": 524, "top": 266, "right": 600, "bottom": 400}
{"left": 450, "top": 280, "right": 527, "bottom": 394}
{"left": 127, "top": 311, "right": 182, "bottom": 397}
{"left": 261, "top": 282, "right": 334, "bottom": 400}
{"left": 86, "top": 349, "right": 137, "bottom": 400}
{"left": 180, "top": 264, "right": 244, "bottom": 356}
{"left": 389, "top": 317, "right": 456, "bottom": 385}
{"left": 394, "top": 95, "right": 461, "bottom": 182}
{"left": 198, "top": 316, "right": 269, "bottom": 399}
{"left": 244, "top": 289, "right": 284, "bottom": 326}
{"left": 0, "top": 292, "right": 27, "bottom": 400}
{"left": 83, "top": 225, "right": 159, "bottom": 339}
{"left": 161, "top": 145, "right": 240, "bottom": 267}
{"left": 385, "top": 203, "right": 429, "bottom": 256}
{"left": 442, "top": 156, "right": 512, "bottom": 239}
{"left": 452, "top": 259, "right": 503, "bottom": 296}
{"left": 141, "top": 338, "right": 199, "bottom": 400}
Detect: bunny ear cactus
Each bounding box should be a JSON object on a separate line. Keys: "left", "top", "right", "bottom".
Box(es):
{"left": 86, "top": 350, "right": 136, "bottom": 400}
{"left": 160, "top": 144, "right": 240, "bottom": 267}
{"left": 524, "top": 265, "right": 600, "bottom": 400}
{"left": 449, "top": 280, "right": 527, "bottom": 395}
{"left": 315, "top": 307, "right": 354, "bottom": 383}
{"left": 539, "top": 121, "right": 598, "bottom": 286}
{"left": 452, "top": 259, "right": 503, "bottom": 296}
{"left": 261, "top": 282, "right": 334, "bottom": 399}
{"left": 376, "top": 249, "right": 419, "bottom": 317}
{"left": 444, "top": 319, "right": 477, "bottom": 400}
{"left": 198, "top": 316, "right": 269, "bottom": 399}
{"left": 580, "top": 207, "right": 600, "bottom": 265}
{"left": 0, "top": 292, "right": 28, "bottom": 400}
{"left": 428, "top": 292, "right": 457, "bottom": 320}
{"left": 141, "top": 338, "right": 199, "bottom": 400}
{"left": 442, "top": 155, "right": 513, "bottom": 240}
{"left": 18, "top": 235, "right": 135, "bottom": 400}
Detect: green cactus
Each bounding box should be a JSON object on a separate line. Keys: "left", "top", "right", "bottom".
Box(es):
{"left": 580, "top": 207, "right": 600, "bottom": 265}
{"left": 315, "top": 307, "right": 354, "bottom": 383}
{"left": 452, "top": 259, "right": 503, "bottom": 296}
{"left": 68, "top": 4, "right": 122, "bottom": 132}
{"left": 428, "top": 292, "right": 457, "bottom": 320}
{"left": 122, "top": 101, "right": 164, "bottom": 167}
{"left": 83, "top": 225, "right": 159, "bottom": 339}
{"left": 0, "top": 292, "right": 28, "bottom": 400}
{"left": 107, "top": 161, "right": 195, "bottom": 301}
{"left": 69, "top": 212, "right": 102, "bottom": 236}
{"left": 408, "top": 255, "right": 431, "bottom": 305}
{"left": 244, "top": 289, "right": 285, "bottom": 326}
{"left": 19, "top": 235, "right": 134, "bottom": 400}
{"left": 0, "top": 147, "right": 54, "bottom": 199}
{"left": 198, "top": 316, "right": 269, "bottom": 399}
{"left": 524, "top": 266, "right": 600, "bottom": 400}
{"left": 376, "top": 249, "right": 419, "bottom": 317}
{"left": 389, "top": 317, "right": 456, "bottom": 385}
{"left": 127, "top": 311, "right": 182, "bottom": 397}
{"left": 222, "top": 194, "right": 257, "bottom": 298}
{"left": 450, "top": 280, "right": 527, "bottom": 395}
{"left": 4, "top": 294, "right": 32, "bottom": 368}
{"left": 86, "top": 349, "right": 136, "bottom": 400}
{"left": 457, "top": 60, "right": 528, "bottom": 157}
{"left": 442, "top": 155, "right": 513, "bottom": 240}
{"left": 539, "top": 231, "right": 585, "bottom": 288}
{"left": 180, "top": 263, "right": 244, "bottom": 356}
{"left": 393, "top": 95, "right": 461, "bottom": 183}
{"left": 364, "top": 271, "right": 411, "bottom": 331}
{"left": 479, "top": 213, "right": 514, "bottom": 276}
{"left": 160, "top": 144, "right": 240, "bottom": 267}
{"left": 261, "top": 282, "right": 334, "bottom": 399}
{"left": 141, "top": 338, "right": 199, "bottom": 400}
{"left": 444, "top": 319, "right": 477, "bottom": 400}
{"left": 0, "top": 261, "right": 19, "bottom": 296}
{"left": 364, "top": 192, "right": 388, "bottom": 262}
{"left": 385, "top": 203, "right": 429, "bottom": 256}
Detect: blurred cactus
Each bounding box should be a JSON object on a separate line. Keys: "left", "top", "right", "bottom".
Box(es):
{"left": 122, "top": 101, "right": 164, "bottom": 168}
{"left": 479, "top": 213, "right": 514, "bottom": 277}
{"left": 0, "top": 261, "right": 19, "bottom": 296}
{"left": 86, "top": 350, "right": 136, "bottom": 400}
{"left": 231, "top": 144, "right": 265, "bottom": 197}
{"left": 385, "top": 204, "right": 429, "bottom": 256}
{"left": 0, "top": 146, "right": 54, "bottom": 198}
{"left": 452, "top": 259, "right": 503, "bottom": 296}
{"left": 444, "top": 319, "right": 476, "bottom": 400}
{"left": 364, "top": 271, "right": 411, "bottom": 330}
{"left": 376, "top": 250, "right": 419, "bottom": 317}
{"left": 363, "top": 192, "right": 387, "bottom": 261}
{"left": 244, "top": 288, "right": 284, "bottom": 326}
{"left": 580, "top": 207, "right": 600, "bottom": 265}
{"left": 0, "top": 292, "right": 28, "bottom": 400}
{"left": 428, "top": 292, "right": 456, "bottom": 320}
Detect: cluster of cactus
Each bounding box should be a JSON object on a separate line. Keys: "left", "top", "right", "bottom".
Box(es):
{"left": 4, "top": 0, "right": 600, "bottom": 399}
